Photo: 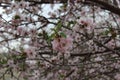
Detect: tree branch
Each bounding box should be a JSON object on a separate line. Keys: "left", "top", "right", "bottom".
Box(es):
{"left": 27, "top": 0, "right": 120, "bottom": 16}
{"left": 86, "top": 0, "right": 120, "bottom": 16}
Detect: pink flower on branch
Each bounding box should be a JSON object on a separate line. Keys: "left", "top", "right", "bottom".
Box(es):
{"left": 24, "top": 47, "right": 36, "bottom": 59}
{"left": 52, "top": 36, "right": 73, "bottom": 53}
{"left": 17, "top": 27, "right": 27, "bottom": 36}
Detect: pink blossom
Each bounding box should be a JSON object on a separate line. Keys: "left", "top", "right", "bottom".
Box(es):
{"left": 11, "top": 3, "right": 19, "bottom": 10}
{"left": 79, "top": 18, "right": 94, "bottom": 28}
{"left": 115, "top": 74, "right": 120, "bottom": 80}
{"left": 73, "top": 18, "right": 95, "bottom": 34}
{"left": 33, "top": 40, "right": 41, "bottom": 47}
{"left": 17, "top": 27, "right": 26, "bottom": 36}
{"left": 29, "top": 28, "right": 37, "bottom": 36}
{"left": 105, "top": 39, "right": 115, "bottom": 49}
{"left": 52, "top": 36, "right": 73, "bottom": 53}
{"left": 24, "top": 47, "right": 36, "bottom": 58}
{"left": 19, "top": 1, "right": 29, "bottom": 9}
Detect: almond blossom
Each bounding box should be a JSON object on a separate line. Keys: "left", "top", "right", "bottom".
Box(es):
{"left": 17, "top": 27, "right": 27, "bottom": 36}
{"left": 0, "top": 0, "right": 120, "bottom": 80}
{"left": 73, "top": 18, "right": 95, "bottom": 33}
{"left": 24, "top": 47, "right": 36, "bottom": 59}
{"left": 52, "top": 35, "right": 73, "bottom": 53}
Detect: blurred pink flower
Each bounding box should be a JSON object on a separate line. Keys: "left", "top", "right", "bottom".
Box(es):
{"left": 19, "top": 1, "right": 29, "bottom": 9}
{"left": 52, "top": 36, "right": 73, "bottom": 53}
{"left": 29, "top": 28, "right": 37, "bottom": 36}
{"left": 79, "top": 18, "right": 94, "bottom": 28}
{"left": 24, "top": 47, "right": 36, "bottom": 58}
{"left": 17, "top": 27, "right": 26, "bottom": 36}
{"left": 106, "top": 39, "right": 115, "bottom": 49}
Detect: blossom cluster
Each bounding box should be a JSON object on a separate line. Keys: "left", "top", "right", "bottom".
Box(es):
{"left": 0, "top": 0, "right": 119, "bottom": 80}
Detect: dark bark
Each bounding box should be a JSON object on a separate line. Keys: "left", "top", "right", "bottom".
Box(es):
{"left": 86, "top": 0, "right": 120, "bottom": 16}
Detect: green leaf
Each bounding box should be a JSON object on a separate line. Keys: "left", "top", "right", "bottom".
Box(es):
{"left": 38, "top": 33, "right": 42, "bottom": 36}
{"left": 49, "top": 33, "right": 56, "bottom": 39}
{"left": 0, "top": 58, "right": 7, "bottom": 64}
{"left": 47, "top": 33, "right": 55, "bottom": 44}
{"left": 51, "top": 28, "right": 57, "bottom": 33}
{"left": 104, "top": 30, "right": 110, "bottom": 35}
{"left": 60, "top": 4, "right": 67, "bottom": 9}
{"left": 67, "top": 21, "right": 76, "bottom": 27}
{"left": 56, "top": 21, "right": 62, "bottom": 31}
{"left": 60, "top": 32, "right": 66, "bottom": 38}
{"left": 101, "top": 30, "right": 110, "bottom": 35}
{"left": 14, "top": 15, "right": 20, "bottom": 19}
{"left": 43, "top": 31, "right": 49, "bottom": 40}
